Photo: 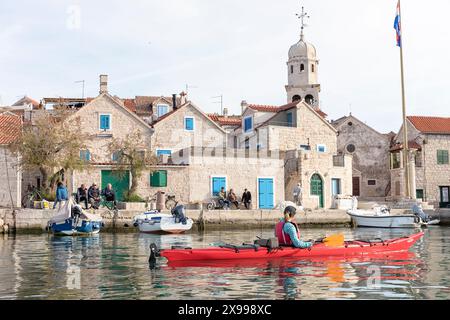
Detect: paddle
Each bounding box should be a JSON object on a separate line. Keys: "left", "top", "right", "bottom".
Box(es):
{"left": 314, "top": 233, "right": 345, "bottom": 247}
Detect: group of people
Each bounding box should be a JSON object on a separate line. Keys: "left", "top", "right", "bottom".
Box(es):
{"left": 218, "top": 187, "right": 252, "bottom": 210}
{"left": 76, "top": 183, "right": 117, "bottom": 209}
{"left": 53, "top": 182, "right": 117, "bottom": 210}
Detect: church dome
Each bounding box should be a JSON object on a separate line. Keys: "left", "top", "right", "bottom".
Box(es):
{"left": 288, "top": 38, "right": 317, "bottom": 59}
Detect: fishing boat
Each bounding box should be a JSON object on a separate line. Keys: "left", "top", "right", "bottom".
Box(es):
{"left": 347, "top": 205, "right": 439, "bottom": 228}
{"left": 47, "top": 200, "right": 103, "bottom": 236}
{"left": 133, "top": 205, "right": 193, "bottom": 234}
{"left": 149, "top": 232, "right": 424, "bottom": 265}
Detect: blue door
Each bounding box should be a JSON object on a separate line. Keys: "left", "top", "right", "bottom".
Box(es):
{"left": 212, "top": 177, "right": 226, "bottom": 196}
{"left": 258, "top": 178, "right": 274, "bottom": 209}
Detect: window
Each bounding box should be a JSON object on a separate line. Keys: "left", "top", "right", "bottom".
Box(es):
{"left": 157, "top": 150, "right": 172, "bottom": 157}
{"left": 416, "top": 189, "right": 424, "bottom": 200}
{"left": 99, "top": 114, "right": 111, "bottom": 130}
{"left": 80, "top": 150, "right": 91, "bottom": 161}
{"left": 150, "top": 170, "right": 167, "bottom": 187}
{"left": 292, "top": 95, "right": 301, "bottom": 102}
{"left": 112, "top": 151, "right": 122, "bottom": 162}
{"left": 346, "top": 144, "right": 356, "bottom": 153}
{"left": 244, "top": 116, "right": 253, "bottom": 132}
{"left": 185, "top": 117, "right": 195, "bottom": 131}
{"left": 245, "top": 137, "right": 250, "bottom": 150}
{"left": 333, "top": 155, "right": 345, "bottom": 167}
{"left": 157, "top": 104, "right": 169, "bottom": 117}
{"left": 300, "top": 64, "right": 305, "bottom": 72}
{"left": 347, "top": 122, "right": 353, "bottom": 127}
{"left": 437, "top": 150, "right": 449, "bottom": 165}
{"left": 392, "top": 152, "right": 401, "bottom": 169}
{"left": 368, "top": 180, "right": 377, "bottom": 186}
{"left": 287, "top": 112, "right": 293, "bottom": 127}
{"left": 415, "top": 152, "right": 423, "bottom": 167}
{"left": 317, "top": 144, "right": 327, "bottom": 153}
{"left": 212, "top": 177, "right": 226, "bottom": 196}
{"left": 311, "top": 64, "right": 315, "bottom": 72}
{"left": 290, "top": 65, "right": 294, "bottom": 74}
{"left": 332, "top": 179, "right": 341, "bottom": 196}
{"left": 300, "top": 144, "right": 311, "bottom": 151}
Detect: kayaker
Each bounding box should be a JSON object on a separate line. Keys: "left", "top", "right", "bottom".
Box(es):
{"left": 275, "top": 206, "right": 313, "bottom": 249}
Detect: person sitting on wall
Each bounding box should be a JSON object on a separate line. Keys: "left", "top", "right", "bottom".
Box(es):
{"left": 228, "top": 189, "right": 240, "bottom": 210}
{"left": 53, "top": 182, "right": 69, "bottom": 209}
{"left": 102, "top": 183, "right": 117, "bottom": 209}
{"left": 218, "top": 187, "right": 231, "bottom": 210}
{"left": 242, "top": 189, "right": 252, "bottom": 209}
{"left": 76, "top": 184, "right": 88, "bottom": 209}
{"left": 275, "top": 206, "right": 313, "bottom": 249}
{"left": 88, "top": 183, "right": 101, "bottom": 209}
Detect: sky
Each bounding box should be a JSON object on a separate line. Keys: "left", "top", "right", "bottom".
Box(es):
{"left": 0, "top": 0, "right": 449, "bottom": 133}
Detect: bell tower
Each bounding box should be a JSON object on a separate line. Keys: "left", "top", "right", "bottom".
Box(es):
{"left": 285, "top": 6, "right": 321, "bottom": 107}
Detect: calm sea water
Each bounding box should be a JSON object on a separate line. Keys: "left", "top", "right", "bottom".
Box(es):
{"left": 0, "top": 227, "right": 449, "bottom": 300}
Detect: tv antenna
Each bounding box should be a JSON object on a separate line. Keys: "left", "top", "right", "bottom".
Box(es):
{"left": 185, "top": 84, "right": 198, "bottom": 95}
{"left": 75, "top": 80, "right": 85, "bottom": 98}
{"left": 212, "top": 95, "right": 223, "bottom": 115}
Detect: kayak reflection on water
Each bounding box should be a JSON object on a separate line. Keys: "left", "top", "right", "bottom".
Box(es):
{"left": 275, "top": 206, "right": 313, "bottom": 249}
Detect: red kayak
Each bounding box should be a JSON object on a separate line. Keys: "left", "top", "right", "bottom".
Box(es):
{"left": 157, "top": 232, "right": 424, "bottom": 263}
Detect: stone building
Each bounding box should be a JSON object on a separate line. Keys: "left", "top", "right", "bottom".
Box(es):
{"left": 0, "top": 112, "right": 22, "bottom": 208}
{"left": 230, "top": 25, "right": 353, "bottom": 209}
{"left": 390, "top": 116, "right": 450, "bottom": 208}
{"left": 332, "top": 114, "right": 393, "bottom": 199}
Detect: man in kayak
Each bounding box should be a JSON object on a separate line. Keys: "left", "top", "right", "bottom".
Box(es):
{"left": 275, "top": 206, "right": 313, "bottom": 249}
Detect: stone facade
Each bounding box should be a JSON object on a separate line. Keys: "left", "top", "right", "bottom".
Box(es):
{"left": 390, "top": 117, "right": 450, "bottom": 208}
{"left": 332, "top": 115, "right": 392, "bottom": 199}
{"left": 0, "top": 147, "right": 21, "bottom": 208}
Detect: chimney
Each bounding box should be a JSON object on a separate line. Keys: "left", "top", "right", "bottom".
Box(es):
{"left": 223, "top": 107, "right": 229, "bottom": 118}
{"left": 241, "top": 100, "right": 248, "bottom": 115}
{"left": 180, "top": 91, "right": 187, "bottom": 105}
{"left": 172, "top": 94, "right": 177, "bottom": 109}
{"left": 99, "top": 75, "right": 108, "bottom": 94}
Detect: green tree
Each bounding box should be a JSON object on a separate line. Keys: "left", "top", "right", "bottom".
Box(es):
{"left": 107, "top": 130, "right": 156, "bottom": 196}
{"left": 10, "top": 111, "right": 90, "bottom": 192}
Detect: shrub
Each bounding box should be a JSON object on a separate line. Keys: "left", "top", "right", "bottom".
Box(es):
{"left": 123, "top": 192, "right": 145, "bottom": 203}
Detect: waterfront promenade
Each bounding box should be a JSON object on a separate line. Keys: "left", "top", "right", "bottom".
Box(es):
{"left": 1, "top": 207, "right": 448, "bottom": 233}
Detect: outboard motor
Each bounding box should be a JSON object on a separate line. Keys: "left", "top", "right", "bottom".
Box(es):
{"left": 171, "top": 205, "right": 187, "bottom": 225}
{"left": 412, "top": 204, "right": 430, "bottom": 223}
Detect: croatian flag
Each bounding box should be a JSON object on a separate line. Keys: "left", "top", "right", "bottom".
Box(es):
{"left": 394, "top": 0, "right": 402, "bottom": 47}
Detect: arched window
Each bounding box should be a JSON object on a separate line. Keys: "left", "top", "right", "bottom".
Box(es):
{"left": 300, "top": 64, "right": 305, "bottom": 72}
{"left": 292, "top": 95, "right": 301, "bottom": 102}
{"left": 305, "top": 94, "right": 314, "bottom": 105}
{"left": 311, "top": 64, "right": 315, "bottom": 73}
{"left": 290, "top": 65, "right": 294, "bottom": 74}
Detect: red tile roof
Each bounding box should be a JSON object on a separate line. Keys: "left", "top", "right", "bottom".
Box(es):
{"left": 408, "top": 116, "right": 450, "bottom": 134}
{"left": 0, "top": 113, "right": 22, "bottom": 145}
{"left": 208, "top": 114, "right": 242, "bottom": 126}
{"left": 390, "top": 141, "right": 422, "bottom": 152}
{"left": 123, "top": 99, "right": 137, "bottom": 113}
{"left": 248, "top": 104, "right": 281, "bottom": 113}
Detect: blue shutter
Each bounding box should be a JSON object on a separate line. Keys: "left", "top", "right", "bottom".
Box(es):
{"left": 212, "top": 177, "right": 226, "bottom": 196}
{"left": 259, "top": 178, "right": 274, "bottom": 209}
{"left": 244, "top": 117, "right": 253, "bottom": 132}
{"left": 185, "top": 117, "right": 194, "bottom": 131}
{"left": 100, "top": 115, "right": 110, "bottom": 130}
{"left": 287, "top": 113, "right": 293, "bottom": 127}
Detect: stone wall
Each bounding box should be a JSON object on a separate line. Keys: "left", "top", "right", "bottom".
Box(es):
{"left": 0, "top": 147, "right": 21, "bottom": 208}
{"left": 151, "top": 103, "right": 227, "bottom": 157}
{"left": 334, "top": 116, "right": 391, "bottom": 198}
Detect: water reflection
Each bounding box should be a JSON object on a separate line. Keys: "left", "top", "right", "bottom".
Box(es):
{"left": 0, "top": 227, "right": 449, "bottom": 300}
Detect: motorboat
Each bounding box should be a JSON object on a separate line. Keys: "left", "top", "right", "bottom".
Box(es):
{"left": 47, "top": 200, "right": 103, "bottom": 236}
{"left": 347, "top": 204, "right": 440, "bottom": 229}
{"left": 133, "top": 205, "right": 193, "bottom": 234}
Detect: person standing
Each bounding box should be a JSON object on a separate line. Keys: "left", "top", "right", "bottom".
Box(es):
{"left": 293, "top": 183, "right": 302, "bottom": 206}
{"left": 242, "top": 189, "right": 252, "bottom": 210}
{"left": 53, "top": 182, "right": 69, "bottom": 209}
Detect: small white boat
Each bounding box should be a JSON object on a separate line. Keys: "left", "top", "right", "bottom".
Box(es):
{"left": 133, "top": 206, "right": 193, "bottom": 234}
{"left": 347, "top": 206, "right": 439, "bottom": 229}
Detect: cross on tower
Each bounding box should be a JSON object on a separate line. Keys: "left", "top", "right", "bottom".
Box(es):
{"left": 295, "top": 6, "right": 310, "bottom": 40}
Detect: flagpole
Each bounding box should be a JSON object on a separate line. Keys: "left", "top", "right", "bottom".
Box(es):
{"left": 398, "top": 0, "right": 411, "bottom": 199}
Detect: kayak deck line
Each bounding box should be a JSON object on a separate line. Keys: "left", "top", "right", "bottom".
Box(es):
{"left": 150, "top": 232, "right": 424, "bottom": 265}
